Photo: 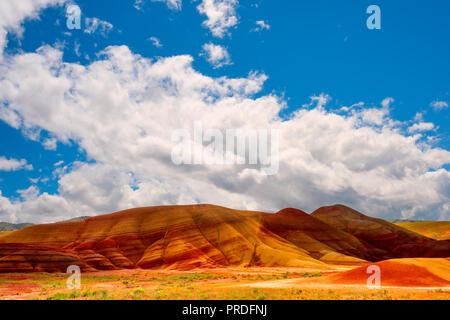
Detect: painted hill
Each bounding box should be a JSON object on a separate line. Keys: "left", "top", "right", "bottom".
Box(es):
{"left": 311, "top": 205, "right": 450, "bottom": 260}
{"left": 327, "top": 258, "right": 450, "bottom": 287}
{"left": 0, "top": 204, "right": 448, "bottom": 273}
{"left": 261, "top": 208, "right": 370, "bottom": 265}
{"left": 395, "top": 221, "right": 450, "bottom": 240}
{"left": 0, "top": 205, "right": 330, "bottom": 272}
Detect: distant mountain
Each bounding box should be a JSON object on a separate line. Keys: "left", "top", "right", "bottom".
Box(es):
{"left": 388, "top": 219, "right": 418, "bottom": 223}
{"left": 0, "top": 222, "right": 33, "bottom": 231}
{"left": 63, "top": 216, "right": 91, "bottom": 222}
{"left": 0, "top": 216, "right": 90, "bottom": 232}
{"left": 0, "top": 204, "right": 448, "bottom": 273}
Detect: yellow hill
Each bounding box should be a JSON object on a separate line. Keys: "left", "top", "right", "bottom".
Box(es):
{"left": 396, "top": 221, "right": 450, "bottom": 240}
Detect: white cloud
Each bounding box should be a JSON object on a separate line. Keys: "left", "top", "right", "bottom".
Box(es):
{"left": 54, "top": 160, "right": 64, "bottom": 167}
{"left": 29, "top": 177, "right": 39, "bottom": 184}
{"left": 414, "top": 112, "right": 423, "bottom": 122}
{"left": 340, "top": 102, "right": 364, "bottom": 112}
{"left": 0, "top": 0, "right": 66, "bottom": 55}
{"left": 430, "top": 100, "right": 448, "bottom": 111}
{"left": 135, "top": 0, "right": 182, "bottom": 11}
{"left": 252, "top": 20, "right": 270, "bottom": 32}
{"left": 17, "top": 185, "right": 40, "bottom": 200}
{"left": 84, "top": 17, "right": 113, "bottom": 36}
{"left": 0, "top": 157, "right": 33, "bottom": 171}
{"left": 408, "top": 122, "right": 435, "bottom": 133}
{"left": 148, "top": 36, "right": 163, "bottom": 48}
{"left": 0, "top": 44, "right": 449, "bottom": 224}
{"left": 381, "top": 97, "right": 394, "bottom": 108}
{"left": 197, "top": 0, "right": 238, "bottom": 38}
{"left": 134, "top": 0, "right": 145, "bottom": 10}
{"left": 43, "top": 137, "right": 57, "bottom": 150}
{"left": 0, "top": 187, "right": 73, "bottom": 223}
{"left": 201, "top": 43, "right": 232, "bottom": 68}
{"left": 303, "top": 93, "right": 331, "bottom": 110}
{"left": 360, "top": 107, "right": 389, "bottom": 126}
{"left": 155, "top": 0, "right": 182, "bottom": 10}
{"left": 74, "top": 41, "right": 81, "bottom": 57}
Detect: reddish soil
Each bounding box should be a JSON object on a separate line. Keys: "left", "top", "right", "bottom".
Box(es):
{"left": 328, "top": 259, "right": 450, "bottom": 287}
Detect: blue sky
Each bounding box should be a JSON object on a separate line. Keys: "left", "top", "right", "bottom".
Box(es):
{"left": 0, "top": 0, "right": 449, "bottom": 223}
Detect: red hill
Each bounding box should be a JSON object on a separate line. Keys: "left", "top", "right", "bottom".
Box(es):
{"left": 0, "top": 204, "right": 448, "bottom": 272}
{"left": 311, "top": 205, "right": 450, "bottom": 260}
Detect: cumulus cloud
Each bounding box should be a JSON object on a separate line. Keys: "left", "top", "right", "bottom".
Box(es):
{"left": 359, "top": 107, "right": 389, "bottom": 126}
{"left": 408, "top": 122, "right": 435, "bottom": 134}
{"left": 0, "top": 44, "right": 449, "bottom": 223}
{"left": 430, "top": 100, "right": 448, "bottom": 111}
{"left": 197, "top": 0, "right": 238, "bottom": 38}
{"left": 84, "top": 17, "right": 113, "bottom": 36}
{"left": 201, "top": 43, "right": 232, "bottom": 68}
{"left": 0, "top": 157, "right": 33, "bottom": 171}
{"left": 0, "top": 0, "right": 66, "bottom": 54}
{"left": 0, "top": 0, "right": 448, "bottom": 223}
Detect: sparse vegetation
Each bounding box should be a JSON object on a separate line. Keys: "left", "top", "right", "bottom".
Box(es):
{"left": 301, "top": 272, "right": 322, "bottom": 278}
{"left": 0, "top": 270, "right": 448, "bottom": 300}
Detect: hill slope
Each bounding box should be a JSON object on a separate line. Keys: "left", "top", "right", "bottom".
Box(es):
{"left": 327, "top": 258, "right": 450, "bottom": 287}
{"left": 0, "top": 204, "right": 448, "bottom": 273}
{"left": 0, "top": 205, "right": 331, "bottom": 272}
{"left": 261, "top": 208, "right": 369, "bottom": 265}
{"left": 395, "top": 221, "right": 450, "bottom": 240}
{"left": 311, "top": 205, "right": 450, "bottom": 260}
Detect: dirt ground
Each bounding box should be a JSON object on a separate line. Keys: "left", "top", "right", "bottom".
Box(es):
{"left": 0, "top": 267, "right": 448, "bottom": 300}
